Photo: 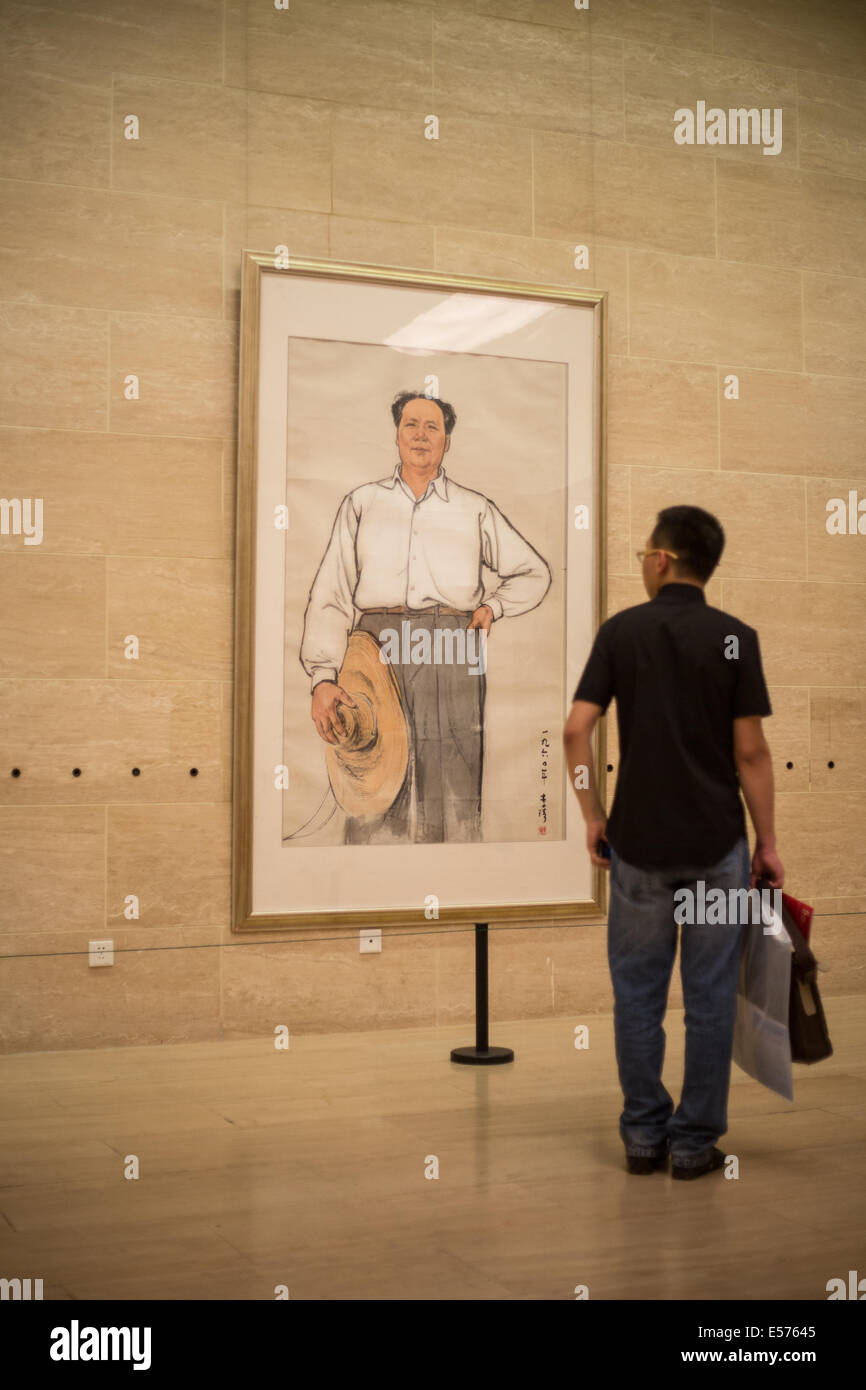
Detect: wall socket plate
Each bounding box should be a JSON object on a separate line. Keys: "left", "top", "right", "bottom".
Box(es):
{"left": 89, "top": 939, "right": 114, "bottom": 967}
{"left": 360, "top": 928, "right": 382, "bottom": 954}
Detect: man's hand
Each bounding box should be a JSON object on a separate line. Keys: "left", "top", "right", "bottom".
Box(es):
{"left": 468, "top": 604, "right": 494, "bottom": 633}
{"left": 750, "top": 843, "right": 784, "bottom": 889}
{"left": 587, "top": 818, "right": 610, "bottom": 869}
{"left": 311, "top": 681, "right": 356, "bottom": 745}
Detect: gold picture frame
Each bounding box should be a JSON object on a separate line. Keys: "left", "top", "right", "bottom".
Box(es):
{"left": 233, "top": 251, "right": 608, "bottom": 932}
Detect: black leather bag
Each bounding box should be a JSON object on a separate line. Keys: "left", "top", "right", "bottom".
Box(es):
{"left": 759, "top": 878, "right": 833, "bottom": 1064}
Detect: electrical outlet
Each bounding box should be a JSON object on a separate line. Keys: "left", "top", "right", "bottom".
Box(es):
{"left": 360, "top": 928, "right": 381, "bottom": 954}
{"left": 89, "top": 939, "right": 114, "bottom": 967}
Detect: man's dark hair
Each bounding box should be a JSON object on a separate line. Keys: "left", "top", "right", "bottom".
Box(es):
{"left": 650, "top": 505, "right": 725, "bottom": 583}
{"left": 391, "top": 390, "right": 457, "bottom": 436}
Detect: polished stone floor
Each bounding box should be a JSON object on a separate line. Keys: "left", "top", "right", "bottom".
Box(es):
{"left": 0, "top": 1000, "right": 862, "bottom": 1300}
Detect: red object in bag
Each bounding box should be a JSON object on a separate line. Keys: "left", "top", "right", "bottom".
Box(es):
{"left": 782, "top": 891, "right": 814, "bottom": 945}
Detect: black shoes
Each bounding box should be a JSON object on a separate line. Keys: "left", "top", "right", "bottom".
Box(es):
{"left": 626, "top": 1151, "right": 669, "bottom": 1174}
{"left": 625, "top": 1145, "right": 727, "bottom": 1178}
{"left": 671, "top": 1146, "right": 727, "bottom": 1181}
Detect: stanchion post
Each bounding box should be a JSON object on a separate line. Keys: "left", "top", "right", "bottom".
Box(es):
{"left": 450, "top": 923, "right": 514, "bottom": 1065}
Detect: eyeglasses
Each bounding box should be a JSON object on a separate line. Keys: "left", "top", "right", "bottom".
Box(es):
{"left": 636, "top": 549, "right": 679, "bottom": 563}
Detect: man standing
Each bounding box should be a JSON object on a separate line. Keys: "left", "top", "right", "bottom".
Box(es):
{"left": 564, "top": 505, "right": 784, "bottom": 1179}
{"left": 301, "top": 390, "right": 551, "bottom": 843}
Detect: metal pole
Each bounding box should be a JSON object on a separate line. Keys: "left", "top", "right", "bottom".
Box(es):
{"left": 450, "top": 923, "right": 514, "bottom": 1065}
{"left": 476, "top": 922, "right": 489, "bottom": 1052}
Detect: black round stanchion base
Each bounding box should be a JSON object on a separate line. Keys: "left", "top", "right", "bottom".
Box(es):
{"left": 450, "top": 1045, "right": 514, "bottom": 1065}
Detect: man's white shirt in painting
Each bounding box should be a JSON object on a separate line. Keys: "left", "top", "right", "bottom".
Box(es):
{"left": 300, "top": 464, "right": 552, "bottom": 689}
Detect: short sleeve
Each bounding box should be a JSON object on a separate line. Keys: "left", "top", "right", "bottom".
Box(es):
{"left": 573, "top": 621, "right": 615, "bottom": 713}
{"left": 733, "top": 627, "right": 772, "bottom": 718}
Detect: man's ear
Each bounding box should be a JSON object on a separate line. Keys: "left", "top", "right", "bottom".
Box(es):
{"left": 444, "top": 435, "right": 451, "bottom": 453}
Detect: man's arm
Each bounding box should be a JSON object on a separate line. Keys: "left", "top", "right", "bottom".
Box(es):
{"left": 301, "top": 495, "right": 362, "bottom": 744}
{"left": 733, "top": 715, "right": 784, "bottom": 888}
{"left": 480, "top": 500, "right": 552, "bottom": 620}
{"left": 300, "top": 493, "right": 359, "bottom": 690}
{"left": 563, "top": 699, "right": 610, "bottom": 868}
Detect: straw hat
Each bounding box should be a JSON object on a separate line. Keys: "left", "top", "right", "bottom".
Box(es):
{"left": 325, "top": 631, "right": 409, "bottom": 819}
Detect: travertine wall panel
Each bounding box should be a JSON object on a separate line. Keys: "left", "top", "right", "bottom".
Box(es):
{"left": 0, "top": 0, "right": 863, "bottom": 1051}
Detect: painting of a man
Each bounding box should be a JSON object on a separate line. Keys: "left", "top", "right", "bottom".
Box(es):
{"left": 299, "top": 389, "right": 552, "bottom": 844}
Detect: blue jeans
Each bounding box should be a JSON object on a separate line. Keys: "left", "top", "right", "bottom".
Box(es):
{"left": 607, "top": 836, "right": 749, "bottom": 1168}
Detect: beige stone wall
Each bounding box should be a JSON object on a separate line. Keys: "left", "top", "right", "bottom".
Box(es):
{"left": 1, "top": 0, "right": 864, "bottom": 1052}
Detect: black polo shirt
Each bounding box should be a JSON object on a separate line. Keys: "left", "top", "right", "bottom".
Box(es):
{"left": 573, "top": 582, "right": 772, "bottom": 870}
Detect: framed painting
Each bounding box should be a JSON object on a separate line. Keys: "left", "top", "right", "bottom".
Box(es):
{"left": 233, "top": 252, "right": 608, "bottom": 931}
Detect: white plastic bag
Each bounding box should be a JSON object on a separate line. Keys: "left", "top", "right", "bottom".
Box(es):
{"left": 732, "top": 894, "right": 793, "bottom": 1101}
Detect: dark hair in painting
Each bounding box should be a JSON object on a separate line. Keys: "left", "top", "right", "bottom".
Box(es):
{"left": 391, "top": 390, "right": 457, "bottom": 436}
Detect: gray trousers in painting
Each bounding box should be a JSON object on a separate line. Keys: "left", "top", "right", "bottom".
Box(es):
{"left": 344, "top": 610, "right": 485, "bottom": 845}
